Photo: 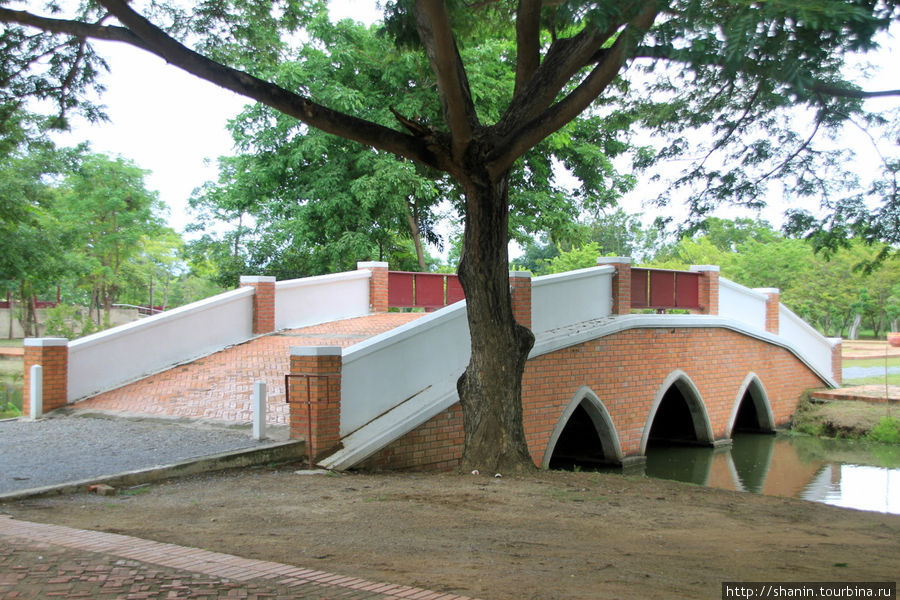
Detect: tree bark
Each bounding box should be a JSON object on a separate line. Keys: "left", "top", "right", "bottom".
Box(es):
{"left": 848, "top": 313, "right": 861, "bottom": 340}
{"left": 456, "top": 168, "right": 535, "bottom": 474}
{"left": 404, "top": 198, "right": 428, "bottom": 272}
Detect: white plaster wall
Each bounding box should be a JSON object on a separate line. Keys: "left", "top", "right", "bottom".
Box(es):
{"left": 275, "top": 271, "right": 371, "bottom": 331}
{"left": 68, "top": 287, "right": 255, "bottom": 402}
{"left": 778, "top": 304, "right": 836, "bottom": 378}
{"left": 340, "top": 302, "right": 470, "bottom": 436}
{"left": 718, "top": 278, "right": 767, "bottom": 331}
{"left": 531, "top": 266, "right": 614, "bottom": 334}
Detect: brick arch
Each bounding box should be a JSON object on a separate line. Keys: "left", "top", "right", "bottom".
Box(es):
{"left": 727, "top": 373, "right": 775, "bottom": 437}
{"left": 639, "top": 369, "right": 715, "bottom": 455}
{"left": 541, "top": 386, "right": 624, "bottom": 469}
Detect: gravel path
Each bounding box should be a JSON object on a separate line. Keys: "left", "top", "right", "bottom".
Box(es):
{"left": 0, "top": 415, "right": 281, "bottom": 494}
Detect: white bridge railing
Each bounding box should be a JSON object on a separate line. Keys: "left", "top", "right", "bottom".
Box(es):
{"left": 66, "top": 269, "right": 373, "bottom": 402}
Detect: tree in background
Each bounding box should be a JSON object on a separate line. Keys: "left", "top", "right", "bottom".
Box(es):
{"left": 52, "top": 153, "right": 165, "bottom": 325}
{"left": 0, "top": 112, "right": 76, "bottom": 336}
{"left": 2, "top": 0, "right": 897, "bottom": 472}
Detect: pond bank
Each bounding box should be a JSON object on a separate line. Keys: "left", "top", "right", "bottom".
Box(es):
{"left": 792, "top": 394, "right": 899, "bottom": 442}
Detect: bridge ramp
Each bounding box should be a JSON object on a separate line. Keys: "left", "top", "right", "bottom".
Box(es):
{"left": 70, "top": 313, "right": 425, "bottom": 426}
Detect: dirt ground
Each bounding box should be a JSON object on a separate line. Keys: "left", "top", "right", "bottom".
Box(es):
{"left": 2, "top": 466, "right": 898, "bottom": 600}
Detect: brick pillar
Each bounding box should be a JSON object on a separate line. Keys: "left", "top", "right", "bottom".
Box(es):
{"left": 830, "top": 338, "right": 843, "bottom": 386}
{"left": 690, "top": 265, "right": 720, "bottom": 315}
{"left": 23, "top": 338, "right": 68, "bottom": 416}
{"left": 596, "top": 257, "right": 631, "bottom": 315}
{"left": 289, "top": 346, "right": 342, "bottom": 464}
{"left": 754, "top": 287, "right": 780, "bottom": 334}
{"left": 358, "top": 261, "right": 389, "bottom": 313}
{"left": 239, "top": 276, "right": 276, "bottom": 334}
{"left": 509, "top": 271, "right": 532, "bottom": 330}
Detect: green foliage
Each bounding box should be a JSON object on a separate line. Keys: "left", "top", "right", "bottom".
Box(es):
{"left": 43, "top": 304, "right": 97, "bottom": 339}
{"left": 542, "top": 242, "right": 603, "bottom": 274}
{"left": 868, "top": 416, "right": 900, "bottom": 444}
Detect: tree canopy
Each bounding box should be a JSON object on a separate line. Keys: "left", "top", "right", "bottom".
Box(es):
{"left": 2, "top": 0, "right": 897, "bottom": 472}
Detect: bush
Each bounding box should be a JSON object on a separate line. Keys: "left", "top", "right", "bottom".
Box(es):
{"left": 868, "top": 416, "right": 900, "bottom": 444}
{"left": 44, "top": 304, "right": 98, "bottom": 339}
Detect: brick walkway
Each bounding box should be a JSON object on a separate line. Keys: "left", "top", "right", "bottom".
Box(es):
{"left": 0, "top": 516, "right": 476, "bottom": 600}
{"left": 70, "top": 314, "right": 425, "bottom": 426}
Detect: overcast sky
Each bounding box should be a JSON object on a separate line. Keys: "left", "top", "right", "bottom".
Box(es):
{"left": 51, "top": 2, "right": 897, "bottom": 243}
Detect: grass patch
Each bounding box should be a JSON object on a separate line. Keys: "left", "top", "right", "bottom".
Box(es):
{"left": 842, "top": 355, "right": 900, "bottom": 386}
{"left": 0, "top": 339, "right": 23, "bottom": 348}
{"left": 869, "top": 416, "right": 900, "bottom": 444}
{"left": 844, "top": 373, "right": 900, "bottom": 386}
{"left": 843, "top": 356, "right": 900, "bottom": 369}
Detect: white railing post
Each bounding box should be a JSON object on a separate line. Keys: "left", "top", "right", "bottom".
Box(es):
{"left": 29, "top": 364, "right": 42, "bottom": 421}
{"left": 253, "top": 380, "right": 266, "bottom": 440}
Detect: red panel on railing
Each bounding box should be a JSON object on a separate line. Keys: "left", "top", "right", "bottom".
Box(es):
{"left": 675, "top": 271, "right": 700, "bottom": 309}
{"left": 631, "top": 269, "right": 649, "bottom": 308}
{"left": 446, "top": 277, "right": 465, "bottom": 304}
{"left": 388, "top": 272, "right": 415, "bottom": 307}
{"left": 416, "top": 274, "right": 446, "bottom": 308}
{"left": 631, "top": 268, "right": 700, "bottom": 310}
{"left": 649, "top": 270, "right": 676, "bottom": 308}
{"left": 388, "top": 271, "right": 466, "bottom": 309}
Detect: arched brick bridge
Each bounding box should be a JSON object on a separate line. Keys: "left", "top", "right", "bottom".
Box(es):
{"left": 24, "top": 258, "right": 839, "bottom": 471}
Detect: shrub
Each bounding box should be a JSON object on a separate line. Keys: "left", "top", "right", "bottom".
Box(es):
{"left": 868, "top": 416, "right": 900, "bottom": 444}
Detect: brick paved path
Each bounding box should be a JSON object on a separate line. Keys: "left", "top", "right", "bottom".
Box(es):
{"left": 70, "top": 314, "right": 425, "bottom": 426}
{"left": 0, "top": 516, "right": 476, "bottom": 600}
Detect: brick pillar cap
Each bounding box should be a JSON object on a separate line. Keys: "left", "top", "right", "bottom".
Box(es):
{"left": 828, "top": 337, "right": 843, "bottom": 345}
{"left": 597, "top": 256, "right": 631, "bottom": 265}
{"left": 291, "top": 346, "right": 343, "bottom": 357}
{"left": 753, "top": 287, "right": 780, "bottom": 294}
{"left": 357, "top": 261, "right": 389, "bottom": 269}
{"left": 239, "top": 275, "right": 276, "bottom": 284}
{"left": 689, "top": 265, "right": 721, "bottom": 272}
{"left": 24, "top": 338, "right": 68, "bottom": 347}
{"left": 509, "top": 270, "right": 532, "bottom": 278}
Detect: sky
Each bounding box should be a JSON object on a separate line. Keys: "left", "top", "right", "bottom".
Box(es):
{"left": 51, "top": 2, "right": 898, "bottom": 248}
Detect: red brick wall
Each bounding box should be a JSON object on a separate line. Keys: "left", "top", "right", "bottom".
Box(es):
{"left": 693, "top": 268, "right": 720, "bottom": 315}
{"left": 509, "top": 272, "right": 532, "bottom": 330}
{"left": 23, "top": 341, "right": 68, "bottom": 416}
{"left": 289, "top": 349, "right": 342, "bottom": 462}
{"left": 831, "top": 339, "right": 842, "bottom": 386}
{"left": 360, "top": 404, "right": 464, "bottom": 471}
{"left": 762, "top": 290, "right": 780, "bottom": 334}
{"left": 597, "top": 258, "right": 631, "bottom": 315}
{"left": 362, "top": 326, "right": 828, "bottom": 470}
{"left": 358, "top": 262, "right": 389, "bottom": 313}
{"left": 239, "top": 276, "right": 276, "bottom": 334}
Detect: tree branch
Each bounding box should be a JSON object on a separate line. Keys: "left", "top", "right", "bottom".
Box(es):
{"left": 0, "top": 7, "right": 150, "bottom": 50}
{"left": 635, "top": 45, "right": 900, "bottom": 99}
{"left": 413, "top": 0, "right": 478, "bottom": 162}
{"left": 489, "top": 1, "right": 660, "bottom": 176}
{"left": 514, "top": 0, "right": 542, "bottom": 98}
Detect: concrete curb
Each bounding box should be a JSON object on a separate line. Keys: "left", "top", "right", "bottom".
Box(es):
{"left": 0, "top": 439, "right": 305, "bottom": 502}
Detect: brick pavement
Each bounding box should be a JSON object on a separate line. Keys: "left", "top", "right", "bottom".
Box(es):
{"left": 70, "top": 314, "right": 425, "bottom": 426}
{"left": 0, "top": 516, "right": 476, "bottom": 600}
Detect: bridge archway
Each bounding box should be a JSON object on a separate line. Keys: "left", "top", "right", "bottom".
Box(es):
{"left": 640, "top": 370, "right": 714, "bottom": 455}
{"left": 728, "top": 373, "right": 775, "bottom": 436}
{"left": 543, "top": 386, "right": 623, "bottom": 470}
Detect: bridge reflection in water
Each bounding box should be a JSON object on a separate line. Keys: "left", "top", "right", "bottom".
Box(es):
{"left": 642, "top": 433, "right": 900, "bottom": 515}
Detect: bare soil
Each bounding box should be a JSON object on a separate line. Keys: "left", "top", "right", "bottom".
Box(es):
{"left": 2, "top": 466, "right": 898, "bottom": 599}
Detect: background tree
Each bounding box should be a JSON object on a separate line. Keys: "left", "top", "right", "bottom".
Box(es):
{"left": 52, "top": 153, "right": 165, "bottom": 324}
{"left": 1, "top": 0, "right": 897, "bottom": 472}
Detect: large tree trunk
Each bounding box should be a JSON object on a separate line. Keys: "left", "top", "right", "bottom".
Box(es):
{"left": 456, "top": 170, "right": 535, "bottom": 474}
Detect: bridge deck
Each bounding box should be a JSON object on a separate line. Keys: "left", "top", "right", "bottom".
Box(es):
{"left": 69, "top": 313, "right": 425, "bottom": 425}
